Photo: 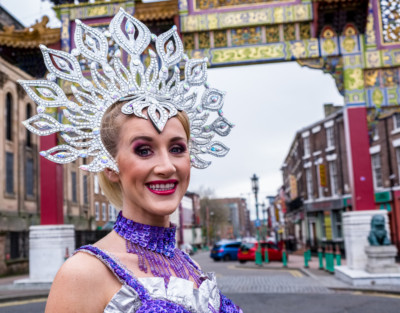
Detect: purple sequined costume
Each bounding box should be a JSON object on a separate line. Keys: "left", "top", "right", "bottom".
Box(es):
{"left": 76, "top": 245, "right": 242, "bottom": 313}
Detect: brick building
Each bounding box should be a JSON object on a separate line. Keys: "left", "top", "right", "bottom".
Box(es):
{"left": 0, "top": 12, "right": 115, "bottom": 274}
{"left": 281, "top": 104, "right": 351, "bottom": 252}
{"left": 368, "top": 110, "right": 400, "bottom": 250}
{"left": 282, "top": 105, "right": 400, "bottom": 254}
{"left": 0, "top": 56, "right": 40, "bottom": 274}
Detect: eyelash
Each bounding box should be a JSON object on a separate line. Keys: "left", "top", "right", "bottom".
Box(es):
{"left": 134, "top": 145, "right": 152, "bottom": 157}
{"left": 134, "top": 144, "right": 187, "bottom": 157}
{"left": 170, "top": 144, "right": 187, "bottom": 154}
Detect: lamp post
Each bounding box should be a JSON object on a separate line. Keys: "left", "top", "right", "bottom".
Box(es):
{"left": 251, "top": 174, "right": 263, "bottom": 265}
{"left": 261, "top": 202, "right": 266, "bottom": 240}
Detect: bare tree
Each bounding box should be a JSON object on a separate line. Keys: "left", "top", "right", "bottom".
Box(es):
{"left": 199, "top": 196, "right": 229, "bottom": 246}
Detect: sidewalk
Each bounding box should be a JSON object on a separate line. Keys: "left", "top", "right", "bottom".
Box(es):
{"left": 0, "top": 275, "right": 50, "bottom": 303}
{"left": 235, "top": 253, "right": 400, "bottom": 294}
{"left": 1, "top": 254, "right": 400, "bottom": 302}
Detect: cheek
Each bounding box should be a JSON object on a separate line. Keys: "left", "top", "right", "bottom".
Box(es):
{"left": 182, "top": 158, "right": 191, "bottom": 183}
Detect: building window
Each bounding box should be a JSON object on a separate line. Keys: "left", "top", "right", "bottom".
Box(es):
{"left": 102, "top": 203, "right": 107, "bottom": 221}
{"left": 71, "top": 172, "right": 77, "bottom": 202}
{"left": 83, "top": 175, "right": 88, "bottom": 204}
{"left": 394, "top": 114, "right": 400, "bottom": 130}
{"left": 305, "top": 168, "right": 313, "bottom": 199}
{"left": 26, "top": 104, "right": 32, "bottom": 147}
{"left": 94, "top": 175, "right": 99, "bottom": 194}
{"left": 396, "top": 147, "right": 400, "bottom": 184}
{"left": 6, "top": 152, "right": 14, "bottom": 194}
{"left": 329, "top": 161, "right": 338, "bottom": 196}
{"left": 372, "top": 125, "right": 379, "bottom": 141}
{"left": 95, "top": 202, "right": 100, "bottom": 221}
{"left": 25, "top": 158, "right": 34, "bottom": 197}
{"left": 109, "top": 204, "right": 117, "bottom": 221}
{"left": 6, "top": 93, "right": 13, "bottom": 141}
{"left": 303, "top": 136, "right": 310, "bottom": 156}
{"left": 333, "top": 210, "right": 343, "bottom": 239}
{"left": 326, "top": 127, "right": 335, "bottom": 148}
{"left": 371, "top": 153, "right": 383, "bottom": 189}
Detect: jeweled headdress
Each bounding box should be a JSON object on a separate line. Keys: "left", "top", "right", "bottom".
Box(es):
{"left": 20, "top": 8, "right": 233, "bottom": 173}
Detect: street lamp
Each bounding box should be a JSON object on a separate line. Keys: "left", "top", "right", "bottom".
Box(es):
{"left": 250, "top": 174, "right": 263, "bottom": 265}
{"left": 261, "top": 202, "right": 266, "bottom": 240}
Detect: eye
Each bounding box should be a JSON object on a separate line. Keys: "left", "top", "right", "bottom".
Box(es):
{"left": 170, "top": 144, "right": 187, "bottom": 154}
{"left": 134, "top": 145, "right": 153, "bottom": 157}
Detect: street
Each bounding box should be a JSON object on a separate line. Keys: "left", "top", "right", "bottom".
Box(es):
{"left": 1, "top": 251, "right": 400, "bottom": 312}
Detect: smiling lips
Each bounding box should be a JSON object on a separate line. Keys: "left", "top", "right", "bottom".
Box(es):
{"left": 146, "top": 180, "right": 178, "bottom": 195}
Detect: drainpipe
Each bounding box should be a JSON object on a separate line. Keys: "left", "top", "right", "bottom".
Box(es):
{"left": 337, "top": 114, "right": 345, "bottom": 199}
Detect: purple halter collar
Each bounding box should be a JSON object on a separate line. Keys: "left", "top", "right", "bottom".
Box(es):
{"left": 113, "top": 211, "right": 176, "bottom": 258}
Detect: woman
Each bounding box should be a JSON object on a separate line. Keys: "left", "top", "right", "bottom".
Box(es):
{"left": 21, "top": 8, "right": 240, "bottom": 313}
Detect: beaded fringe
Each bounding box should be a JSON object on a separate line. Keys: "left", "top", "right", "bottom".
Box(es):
{"left": 126, "top": 241, "right": 202, "bottom": 288}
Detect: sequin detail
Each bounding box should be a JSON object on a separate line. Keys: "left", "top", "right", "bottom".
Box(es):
{"left": 75, "top": 245, "right": 241, "bottom": 312}
{"left": 75, "top": 245, "right": 150, "bottom": 302}
{"left": 114, "top": 212, "right": 203, "bottom": 288}
{"left": 220, "top": 294, "right": 243, "bottom": 313}
{"left": 20, "top": 9, "right": 233, "bottom": 173}
{"left": 113, "top": 211, "right": 176, "bottom": 257}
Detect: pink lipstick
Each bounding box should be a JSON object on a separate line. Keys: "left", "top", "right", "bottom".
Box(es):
{"left": 146, "top": 180, "right": 178, "bottom": 195}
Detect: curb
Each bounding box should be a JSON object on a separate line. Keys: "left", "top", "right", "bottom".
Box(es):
{"left": 0, "top": 292, "right": 48, "bottom": 304}
{"left": 328, "top": 286, "right": 400, "bottom": 296}
{"left": 234, "top": 264, "right": 400, "bottom": 296}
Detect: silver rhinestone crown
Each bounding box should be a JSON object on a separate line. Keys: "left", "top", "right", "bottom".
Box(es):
{"left": 19, "top": 8, "right": 233, "bottom": 173}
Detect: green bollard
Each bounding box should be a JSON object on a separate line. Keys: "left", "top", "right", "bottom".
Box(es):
{"left": 303, "top": 251, "right": 309, "bottom": 268}
{"left": 282, "top": 250, "right": 288, "bottom": 267}
{"left": 326, "top": 246, "right": 334, "bottom": 273}
{"left": 330, "top": 253, "right": 335, "bottom": 273}
{"left": 335, "top": 253, "right": 341, "bottom": 266}
{"left": 324, "top": 247, "right": 330, "bottom": 272}
{"left": 307, "top": 249, "right": 312, "bottom": 262}
{"left": 264, "top": 249, "right": 269, "bottom": 264}
{"left": 255, "top": 251, "right": 263, "bottom": 266}
{"left": 335, "top": 246, "right": 341, "bottom": 266}
{"left": 318, "top": 247, "right": 324, "bottom": 270}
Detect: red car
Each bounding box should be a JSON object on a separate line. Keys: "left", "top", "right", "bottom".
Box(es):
{"left": 237, "top": 241, "right": 285, "bottom": 263}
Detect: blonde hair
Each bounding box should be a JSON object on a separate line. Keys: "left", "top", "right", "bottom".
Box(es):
{"left": 98, "top": 102, "right": 190, "bottom": 209}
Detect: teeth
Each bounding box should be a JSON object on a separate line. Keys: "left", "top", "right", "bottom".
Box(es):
{"left": 148, "top": 183, "right": 175, "bottom": 191}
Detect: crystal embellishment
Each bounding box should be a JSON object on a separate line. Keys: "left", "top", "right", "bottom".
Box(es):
{"left": 20, "top": 8, "right": 233, "bottom": 173}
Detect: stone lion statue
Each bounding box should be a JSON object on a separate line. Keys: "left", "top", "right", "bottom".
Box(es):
{"left": 368, "top": 214, "right": 391, "bottom": 246}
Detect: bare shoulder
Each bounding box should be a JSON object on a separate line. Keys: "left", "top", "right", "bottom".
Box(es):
{"left": 45, "top": 251, "right": 121, "bottom": 313}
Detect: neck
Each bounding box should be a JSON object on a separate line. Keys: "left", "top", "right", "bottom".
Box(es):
{"left": 113, "top": 211, "right": 176, "bottom": 257}
{"left": 121, "top": 208, "right": 170, "bottom": 228}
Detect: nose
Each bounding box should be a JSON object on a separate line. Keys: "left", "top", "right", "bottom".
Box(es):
{"left": 154, "top": 150, "right": 176, "bottom": 177}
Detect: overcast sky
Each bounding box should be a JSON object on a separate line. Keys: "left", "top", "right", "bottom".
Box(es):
{"left": 1, "top": 0, "right": 345, "bottom": 217}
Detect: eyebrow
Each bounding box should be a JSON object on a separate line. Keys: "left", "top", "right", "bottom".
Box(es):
{"left": 170, "top": 136, "right": 187, "bottom": 142}
{"left": 129, "top": 136, "right": 153, "bottom": 144}
{"left": 129, "top": 135, "right": 186, "bottom": 144}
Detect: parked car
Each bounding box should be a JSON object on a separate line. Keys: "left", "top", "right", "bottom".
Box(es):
{"left": 210, "top": 241, "right": 241, "bottom": 261}
{"left": 237, "top": 241, "right": 285, "bottom": 263}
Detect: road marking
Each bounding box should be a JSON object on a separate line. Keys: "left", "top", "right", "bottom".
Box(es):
{"left": 289, "top": 270, "right": 303, "bottom": 278}
{"left": 230, "top": 265, "right": 303, "bottom": 277}
{"left": 352, "top": 291, "right": 400, "bottom": 299}
{"left": 0, "top": 298, "right": 47, "bottom": 308}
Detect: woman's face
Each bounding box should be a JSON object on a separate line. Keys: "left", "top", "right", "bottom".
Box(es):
{"left": 113, "top": 115, "right": 191, "bottom": 226}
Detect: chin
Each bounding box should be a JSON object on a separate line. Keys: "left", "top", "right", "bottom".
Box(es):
{"left": 151, "top": 201, "right": 180, "bottom": 216}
